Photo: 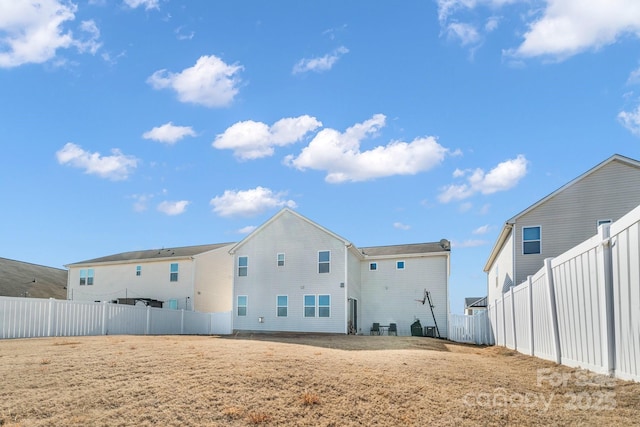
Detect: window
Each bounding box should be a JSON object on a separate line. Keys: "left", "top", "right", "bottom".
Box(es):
{"left": 304, "top": 295, "right": 316, "bottom": 317}
{"left": 238, "top": 256, "right": 248, "bottom": 277}
{"left": 369, "top": 262, "right": 377, "bottom": 271}
{"left": 277, "top": 295, "right": 288, "bottom": 317}
{"left": 79, "top": 269, "right": 94, "bottom": 286}
{"left": 237, "top": 296, "right": 247, "bottom": 316}
{"left": 396, "top": 261, "right": 405, "bottom": 270}
{"left": 277, "top": 253, "right": 285, "bottom": 267}
{"left": 318, "top": 295, "right": 330, "bottom": 317}
{"left": 136, "top": 265, "right": 141, "bottom": 277}
{"left": 170, "top": 263, "right": 179, "bottom": 282}
{"left": 318, "top": 251, "right": 330, "bottom": 274}
{"left": 523, "top": 226, "right": 541, "bottom": 255}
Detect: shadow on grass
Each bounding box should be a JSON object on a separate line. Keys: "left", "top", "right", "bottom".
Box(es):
{"left": 218, "top": 332, "right": 473, "bottom": 352}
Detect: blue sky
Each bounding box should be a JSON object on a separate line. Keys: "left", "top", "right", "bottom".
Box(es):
{"left": 3, "top": 0, "right": 640, "bottom": 313}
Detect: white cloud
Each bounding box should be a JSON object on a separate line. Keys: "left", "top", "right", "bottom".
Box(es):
{"left": 473, "top": 224, "right": 491, "bottom": 234}
{"left": 147, "top": 55, "right": 243, "bottom": 107}
{"left": 157, "top": 200, "right": 190, "bottom": 216}
{"left": 512, "top": 0, "right": 640, "bottom": 59}
{"left": 293, "top": 46, "right": 349, "bottom": 74}
{"left": 393, "top": 222, "right": 411, "bottom": 230}
{"left": 485, "top": 16, "right": 501, "bottom": 32}
{"left": 447, "top": 22, "right": 481, "bottom": 46}
{"left": 237, "top": 225, "right": 257, "bottom": 234}
{"left": 130, "top": 193, "right": 153, "bottom": 212}
{"left": 618, "top": 104, "right": 640, "bottom": 136}
{"left": 438, "top": 155, "right": 528, "bottom": 203}
{"left": 210, "top": 187, "right": 297, "bottom": 217}
{"left": 0, "top": 1, "right": 101, "bottom": 68}
{"left": 285, "top": 114, "right": 448, "bottom": 183}
{"left": 452, "top": 239, "right": 488, "bottom": 248}
{"left": 56, "top": 142, "right": 138, "bottom": 181}
{"left": 123, "top": 0, "right": 159, "bottom": 10}
{"left": 213, "top": 115, "right": 322, "bottom": 160}
{"left": 143, "top": 122, "right": 197, "bottom": 145}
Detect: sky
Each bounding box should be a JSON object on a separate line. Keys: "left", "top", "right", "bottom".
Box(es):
{"left": 2, "top": 0, "right": 640, "bottom": 314}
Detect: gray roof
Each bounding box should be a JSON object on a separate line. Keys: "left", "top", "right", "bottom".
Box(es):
{"left": 360, "top": 242, "right": 449, "bottom": 257}
{"left": 0, "top": 257, "right": 67, "bottom": 299}
{"left": 465, "top": 297, "right": 487, "bottom": 308}
{"left": 67, "top": 243, "right": 235, "bottom": 266}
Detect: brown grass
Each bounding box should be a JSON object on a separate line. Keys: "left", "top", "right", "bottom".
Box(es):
{"left": 0, "top": 334, "right": 638, "bottom": 426}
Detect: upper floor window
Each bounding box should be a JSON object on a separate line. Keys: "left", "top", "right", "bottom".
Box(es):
{"left": 523, "top": 226, "right": 541, "bottom": 254}
{"left": 238, "top": 256, "right": 248, "bottom": 276}
{"left": 170, "top": 263, "right": 178, "bottom": 282}
{"left": 369, "top": 262, "right": 377, "bottom": 271}
{"left": 318, "top": 251, "right": 330, "bottom": 274}
{"left": 136, "top": 265, "right": 141, "bottom": 277}
{"left": 396, "top": 261, "right": 405, "bottom": 270}
{"left": 79, "top": 269, "right": 94, "bottom": 286}
{"left": 277, "top": 253, "right": 285, "bottom": 267}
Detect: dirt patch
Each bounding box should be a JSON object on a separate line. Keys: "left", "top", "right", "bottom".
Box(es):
{"left": 0, "top": 334, "right": 637, "bottom": 426}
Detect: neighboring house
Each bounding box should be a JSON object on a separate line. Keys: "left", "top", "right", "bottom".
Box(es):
{"left": 484, "top": 154, "right": 640, "bottom": 304}
{"left": 230, "top": 209, "right": 450, "bottom": 336}
{"left": 464, "top": 297, "right": 487, "bottom": 315}
{"left": 0, "top": 257, "right": 67, "bottom": 299}
{"left": 66, "top": 243, "right": 234, "bottom": 312}
{"left": 66, "top": 208, "right": 451, "bottom": 336}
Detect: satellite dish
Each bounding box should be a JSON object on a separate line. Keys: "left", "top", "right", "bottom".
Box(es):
{"left": 439, "top": 239, "right": 451, "bottom": 250}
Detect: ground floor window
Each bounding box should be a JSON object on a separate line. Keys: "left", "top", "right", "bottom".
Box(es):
{"left": 237, "top": 295, "right": 247, "bottom": 316}
{"left": 304, "top": 295, "right": 315, "bottom": 317}
{"left": 318, "top": 295, "right": 330, "bottom": 317}
{"left": 304, "top": 294, "right": 330, "bottom": 318}
{"left": 277, "top": 295, "right": 288, "bottom": 317}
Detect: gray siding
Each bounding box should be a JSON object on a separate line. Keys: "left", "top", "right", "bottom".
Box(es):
{"left": 233, "top": 211, "right": 347, "bottom": 333}
{"left": 360, "top": 254, "right": 449, "bottom": 337}
{"left": 513, "top": 160, "right": 640, "bottom": 286}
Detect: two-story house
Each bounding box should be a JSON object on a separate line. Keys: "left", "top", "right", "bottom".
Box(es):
{"left": 484, "top": 154, "right": 640, "bottom": 304}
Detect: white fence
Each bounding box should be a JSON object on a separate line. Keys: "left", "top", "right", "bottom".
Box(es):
{"left": 489, "top": 204, "right": 640, "bottom": 382}
{"left": 0, "top": 297, "right": 233, "bottom": 339}
{"left": 448, "top": 310, "right": 494, "bottom": 345}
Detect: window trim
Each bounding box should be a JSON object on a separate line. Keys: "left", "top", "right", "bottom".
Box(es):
{"left": 318, "top": 250, "right": 330, "bottom": 274}
{"left": 238, "top": 256, "right": 248, "bottom": 277}
{"left": 522, "top": 225, "right": 542, "bottom": 255}
{"left": 237, "top": 295, "right": 248, "bottom": 317}
{"left": 396, "top": 260, "right": 405, "bottom": 270}
{"left": 369, "top": 262, "right": 377, "bottom": 271}
{"left": 277, "top": 295, "right": 288, "bottom": 317}
{"left": 277, "top": 253, "right": 285, "bottom": 267}
{"left": 170, "top": 263, "right": 179, "bottom": 282}
{"left": 136, "top": 265, "right": 141, "bottom": 277}
{"left": 304, "top": 294, "right": 316, "bottom": 317}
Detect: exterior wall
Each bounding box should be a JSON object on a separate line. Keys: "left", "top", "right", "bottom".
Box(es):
{"left": 487, "top": 231, "right": 514, "bottom": 304}
{"left": 513, "top": 160, "right": 640, "bottom": 286}
{"left": 67, "top": 258, "right": 195, "bottom": 310}
{"left": 232, "top": 211, "right": 347, "bottom": 333}
{"left": 346, "top": 247, "right": 363, "bottom": 333}
{"left": 360, "top": 253, "right": 449, "bottom": 337}
{"left": 193, "top": 244, "right": 235, "bottom": 313}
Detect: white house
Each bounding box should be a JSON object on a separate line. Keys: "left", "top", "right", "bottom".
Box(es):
{"left": 66, "top": 209, "right": 451, "bottom": 336}
{"left": 484, "top": 154, "right": 640, "bottom": 304}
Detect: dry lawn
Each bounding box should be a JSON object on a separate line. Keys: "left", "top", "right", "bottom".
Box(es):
{"left": 0, "top": 334, "right": 639, "bottom": 426}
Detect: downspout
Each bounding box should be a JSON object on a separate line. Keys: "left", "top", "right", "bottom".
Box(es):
{"left": 344, "top": 243, "right": 351, "bottom": 335}
{"left": 509, "top": 223, "right": 516, "bottom": 289}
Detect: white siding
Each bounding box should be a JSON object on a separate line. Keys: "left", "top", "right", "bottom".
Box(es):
{"left": 346, "top": 248, "right": 363, "bottom": 333}
{"left": 360, "top": 254, "right": 449, "bottom": 337}
{"left": 68, "top": 258, "right": 195, "bottom": 310}
{"left": 193, "top": 244, "right": 235, "bottom": 312}
{"left": 487, "top": 231, "right": 514, "bottom": 304}
{"left": 232, "top": 211, "right": 347, "bottom": 333}
{"left": 513, "top": 160, "right": 640, "bottom": 286}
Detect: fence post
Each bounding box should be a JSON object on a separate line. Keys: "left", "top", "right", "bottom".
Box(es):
{"left": 102, "top": 302, "right": 107, "bottom": 335}
{"left": 598, "top": 224, "right": 616, "bottom": 376}
{"left": 527, "top": 276, "right": 534, "bottom": 356}
{"left": 545, "top": 258, "right": 562, "bottom": 364}
{"left": 47, "top": 298, "right": 55, "bottom": 337}
{"left": 494, "top": 299, "right": 499, "bottom": 346}
{"left": 146, "top": 305, "right": 151, "bottom": 335}
{"left": 510, "top": 286, "right": 517, "bottom": 350}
